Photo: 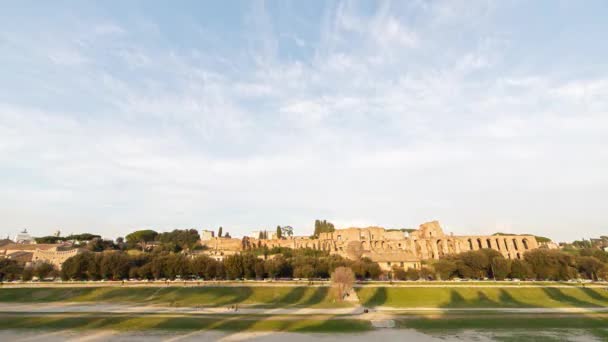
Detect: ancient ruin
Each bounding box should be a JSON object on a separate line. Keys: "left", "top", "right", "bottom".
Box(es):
{"left": 201, "top": 221, "right": 540, "bottom": 271}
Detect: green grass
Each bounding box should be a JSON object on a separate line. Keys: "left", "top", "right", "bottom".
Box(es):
{"left": 0, "top": 314, "right": 370, "bottom": 332}
{"left": 396, "top": 316, "right": 608, "bottom": 342}
{"left": 396, "top": 315, "right": 608, "bottom": 330}
{"left": 0, "top": 287, "right": 347, "bottom": 308}
{"left": 356, "top": 287, "right": 608, "bottom": 308}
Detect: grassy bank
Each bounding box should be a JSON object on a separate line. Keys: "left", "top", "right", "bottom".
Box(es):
{"left": 396, "top": 315, "right": 608, "bottom": 341}
{"left": 0, "top": 287, "right": 346, "bottom": 308}
{"left": 356, "top": 287, "right": 608, "bottom": 308}
{"left": 0, "top": 314, "right": 370, "bottom": 332}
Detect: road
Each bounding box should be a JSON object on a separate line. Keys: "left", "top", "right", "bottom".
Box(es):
{"left": 1, "top": 303, "right": 607, "bottom": 315}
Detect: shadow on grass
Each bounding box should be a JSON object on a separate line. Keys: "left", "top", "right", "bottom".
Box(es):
{"left": 301, "top": 287, "right": 329, "bottom": 307}
{"left": 580, "top": 288, "right": 608, "bottom": 304}
{"left": 498, "top": 289, "right": 528, "bottom": 308}
{"left": 360, "top": 287, "right": 387, "bottom": 307}
{"left": 542, "top": 288, "right": 597, "bottom": 308}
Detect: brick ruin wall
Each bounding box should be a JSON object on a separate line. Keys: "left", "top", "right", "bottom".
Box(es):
{"left": 200, "top": 221, "right": 540, "bottom": 262}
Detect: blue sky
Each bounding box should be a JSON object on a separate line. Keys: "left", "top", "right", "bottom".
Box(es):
{"left": 1, "top": 1, "right": 607, "bottom": 242}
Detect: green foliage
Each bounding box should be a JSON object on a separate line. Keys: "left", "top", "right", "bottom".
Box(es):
{"left": 404, "top": 267, "right": 421, "bottom": 280}
{"left": 0, "top": 259, "right": 23, "bottom": 282}
{"left": 35, "top": 233, "right": 102, "bottom": 244}
{"left": 33, "top": 262, "right": 56, "bottom": 280}
{"left": 524, "top": 249, "right": 577, "bottom": 280}
{"left": 433, "top": 259, "right": 458, "bottom": 280}
{"left": 125, "top": 230, "right": 158, "bottom": 249}
{"left": 34, "top": 236, "right": 65, "bottom": 244}
{"left": 313, "top": 219, "right": 335, "bottom": 236}
{"left": 157, "top": 229, "right": 200, "bottom": 252}
{"left": 276, "top": 226, "right": 282, "bottom": 239}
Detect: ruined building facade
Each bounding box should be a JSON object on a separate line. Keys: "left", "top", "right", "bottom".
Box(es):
{"left": 200, "top": 221, "right": 540, "bottom": 271}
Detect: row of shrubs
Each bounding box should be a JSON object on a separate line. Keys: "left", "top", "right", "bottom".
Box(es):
{"left": 1, "top": 246, "right": 606, "bottom": 282}
{"left": 397, "top": 248, "right": 608, "bottom": 281}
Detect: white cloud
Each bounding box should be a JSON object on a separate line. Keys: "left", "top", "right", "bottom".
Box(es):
{"left": 0, "top": 1, "right": 607, "bottom": 241}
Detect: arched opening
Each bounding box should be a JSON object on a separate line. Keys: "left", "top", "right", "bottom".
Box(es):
{"left": 477, "top": 238, "right": 483, "bottom": 249}
{"left": 437, "top": 240, "right": 444, "bottom": 256}
{"left": 468, "top": 239, "right": 473, "bottom": 250}
{"left": 362, "top": 241, "right": 368, "bottom": 250}
{"left": 486, "top": 239, "right": 492, "bottom": 248}
{"left": 522, "top": 239, "right": 529, "bottom": 250}
{"left": 512, "top": 239, "right": 519, "bottom": 251}
{"left": 496, "top": 238, "right": 501, "bottom": 251}
{"left": 503, "top": 239, "right": 509, "bottom": 251}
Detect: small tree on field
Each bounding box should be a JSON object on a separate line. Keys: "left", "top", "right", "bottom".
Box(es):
{"left": 330, "top": 266, "right": 355, "bottom": 301}
{"left": 276, "top": 226, "right": 282, "bottom": 239}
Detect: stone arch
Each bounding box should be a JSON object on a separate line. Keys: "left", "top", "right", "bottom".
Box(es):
{"left": 522, "top": 238, "right": 529, "bottom": 250}
{"left": 437, "top": 240, "right": 444, "bottom": 257}
{"left": 362, "top": 241, "right": 368, "bottom": 250}
{"left": 381, "top": 241, "right": 386, "bottom": 250}
{"left": 495, "top": 238, "right": 502, "bottom": 251}
{"left": 503, "top": 239, "right": 509, "bottom": 251}
{"left": 512, "top": 239, "right": 519, "bottom": 251}
{"left": 448, "top": 240, "right": 455, "bottom": 253}
{"left": 486, "top": 239, "right": 492, "bottom": 249}
{"left": 477, "top": 238, "right": 483, "bottom": 249}
{"left": 468, "top": 239, "right": 473, "bottom": 250}
{"left": 516, "top": 252, "right": 521, "bottom": 259}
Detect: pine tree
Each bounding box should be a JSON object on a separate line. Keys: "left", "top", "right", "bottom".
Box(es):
{"left": 276, "top": 226, "right": 282, "bottom": 239}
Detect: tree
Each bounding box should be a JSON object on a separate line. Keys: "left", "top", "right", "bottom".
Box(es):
{"left": 281, "top": 226, "right": 293, "bottom": 237}
{"left": 218, "top": 227, "right": 223, "bottom": 238}
{"left": 254, "top": 260, "right": 266, "bottom": 279}
{"left": 433, "top": 259, "right": 457, "bottom": 280}
{"left": 33, "top": 262, "right": 56, "bottom": 280}
{"left": 314, "top": 220, "right": 335, "bottom": 236}
{"left": 294, "top": 264, "right": 315, "bottom": 279}
{"left": 490, "top": 257, "right": 510, "bottom": 280}
{"left": 158, "top": 229, "right": 200, "bottom": 252}
{"left": 0, "top": 259, "right": 23, "bottom": 282}
{"left": 405, "top": 267, "right": 421, "bottom": 280}
{"left": 510, "top": 259, "right": 533, "bottom": 279}
{"left": 276, "top": 226, "right": 282, "bottom": 239}
{"left": 125, "top": 230, "right": 158, "bottom": 251}
{"left": 223, "top": 255, "right": 243, "bottom": 279}
{"left": 577, "top": 256, "right": 605, "bottom": 280}
{"left": 525, "top": 249, "right": 576, "bottom": 280}
{"left": 392, "top": 266, "right": 407, "bottom": 280}
{"left": 330, "top": 266, "right": 355, "bottom": 301}
{"left": 21, "top": 267, "right": 33, "bottom": 281}
{"left": 35, "top": 236, "right": 66, "bottom": 244}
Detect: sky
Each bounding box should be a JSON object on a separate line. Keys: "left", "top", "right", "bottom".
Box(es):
{"left": 1, "top": 0, "right": 607, "bottom": 242}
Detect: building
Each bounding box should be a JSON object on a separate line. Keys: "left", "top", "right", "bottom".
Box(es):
{"left": 14, "top": 229, "right": 35, "bottom": 244}
{"left": 200, "top": 221, "right": 539, "bottom": 271}
{"left": 0, "top": 242, "right": 82, "bottom": 269}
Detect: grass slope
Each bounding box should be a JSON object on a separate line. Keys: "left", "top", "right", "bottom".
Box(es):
{"left": 0, "top": 287, "right": 346, "bottom": 308}
{"left": 0, "top": 314, "right": 370, "bottom": 332}
{"left": 356, "top": 287, "right": 608, "bottom": 308}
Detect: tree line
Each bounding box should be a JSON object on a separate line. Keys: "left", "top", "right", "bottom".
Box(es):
{"left": 394, "top": 248, "right": 608, "bottom": 281}
{"left": 56, "top": 247, "right": 381, "bottom": 281}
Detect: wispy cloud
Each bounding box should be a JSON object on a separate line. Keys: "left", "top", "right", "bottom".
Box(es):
{"left": 0, "top": 1, "right": 607, "bottom": 241}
